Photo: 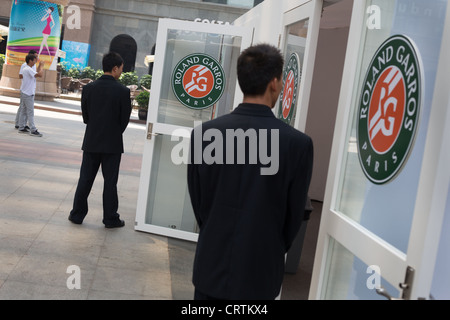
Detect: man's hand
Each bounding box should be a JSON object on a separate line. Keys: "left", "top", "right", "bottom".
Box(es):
{"left": 35, "top": 61, "right": 44, "bottom": 78}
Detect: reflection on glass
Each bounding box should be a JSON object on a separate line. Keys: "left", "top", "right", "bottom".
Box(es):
{"left": 158, "top": 29, "right": 242, "bottom": 128}
{"left": 323, "top": 237, "right": 399, "bottom": 300}
{"left": 145, "top": 135, "right": 198, "bottom": 233}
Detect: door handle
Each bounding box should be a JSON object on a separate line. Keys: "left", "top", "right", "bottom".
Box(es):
{"left": 376, "top": 287, "right": 403, "bottom": 300}
{"left": 375, "top": 266, "right": 418, "bottom": 300}
{"left": 146, "top": 123, "right": 161, "bottom": 140}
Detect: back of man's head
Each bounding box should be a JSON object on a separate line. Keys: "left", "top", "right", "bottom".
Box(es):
{"left": 102, "top": 52, "right": 124, "bottom": 73}
{"left": 237, "top": 44, "right": 284, "bottom": 97}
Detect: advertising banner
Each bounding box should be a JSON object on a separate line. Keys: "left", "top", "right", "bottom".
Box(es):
{"left": 6, "top": 0, "right": 64, "bottom": 70}
{"left": 60, "top": 40, "right": 91, "bottom": 69}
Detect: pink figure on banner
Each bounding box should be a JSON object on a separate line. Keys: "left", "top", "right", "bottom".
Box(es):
{"left": 38, "top": 7, "right": 55, "bottom": 58}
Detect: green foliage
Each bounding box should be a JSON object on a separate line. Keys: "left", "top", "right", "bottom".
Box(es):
{"left": 81, "top": 66, "right": 96, "bottom": 80}
{"left": 94, "top": 69, "right": 104, "bottom": 80}
{"left": 59, "top": 61, "right": 70, "bottom": 77}
{"left": 135, "top": 90, "right": 150, "bottom": 110}
{"left": 139, "top": 74, "right": 152, "bottom": 90}
{"left": 119, "top": 71, "right": 138, "bottom": 87}
{"left": 67, "top": 66, "right": 81, "bottom": 79}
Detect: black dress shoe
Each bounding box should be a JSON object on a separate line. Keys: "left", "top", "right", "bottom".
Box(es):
{"left": 68, "top": 214, "right": 83, "bottom": 225}
{"left": 105, "top": 220, "right": 125, "bottom": 229}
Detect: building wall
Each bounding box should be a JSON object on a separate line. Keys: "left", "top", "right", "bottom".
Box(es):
{"left": 89, "top": 0, "right": 248, "bottom": 77}
{"left": 0, "top": 1, "right": 12, "bottom": 18}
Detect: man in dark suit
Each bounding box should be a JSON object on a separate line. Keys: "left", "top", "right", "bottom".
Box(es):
{"left": 69, "top": 52, "right": 131, "bottom": 228}
{"left": 188, "top": 44, "right": 314, "bottom": 300}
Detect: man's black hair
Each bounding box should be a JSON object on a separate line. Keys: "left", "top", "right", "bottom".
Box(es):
{"left": 237, "top": 44, "right": 284, "bottom": 96}
{"left": 102, "top": 52, "right": 124, "bottom": 73}
{"left": 25, "top": 53, "right": 37, "bottom": 64}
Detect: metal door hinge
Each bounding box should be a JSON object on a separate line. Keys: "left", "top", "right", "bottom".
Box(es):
{"left": 147, "top": 122, "right": 160, "bottom": 140}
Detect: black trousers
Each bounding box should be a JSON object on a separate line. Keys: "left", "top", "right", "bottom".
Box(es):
{"left": 70, "top": 151, "right": 122, "bottom": 225}
{"left": 194, "top": 288, "right": 222, "bottom": 300}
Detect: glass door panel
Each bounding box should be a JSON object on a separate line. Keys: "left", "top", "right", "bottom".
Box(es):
{"left": 311, "top": 0, "right": 449, "bottom": 299}
{"left": 278, "top": 18, "right": 308, "bottom": 126}
{"left": 135, "top": 19, "right": 252, "bottom": 241}
{"left": 323, "top": 237, "right": 399, "bottom": 300}
{"left": 144, "top": 134, "right": 197, "bottom": 232}
{"left": 157, "top": 30, "right": 243, "bottom": 127}
{"left": 276, "top": 0, "right": 321, "bottom": 133}
{"left": 334, "top": 0, "right": 447, "bottom": 253}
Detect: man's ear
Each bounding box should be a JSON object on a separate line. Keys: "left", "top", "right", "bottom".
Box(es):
{"left": 269, "top": 77, "right": 278, "bottom": 91}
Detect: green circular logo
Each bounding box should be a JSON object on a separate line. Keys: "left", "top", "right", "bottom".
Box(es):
{"left": 171, "top": 53, "right": 226, "bottom": 110}
{"left": 357, "top": 35, "right": 422, "bottom": 185}
{"left": 278, "top": 53, "right": 301, "bottom": 125}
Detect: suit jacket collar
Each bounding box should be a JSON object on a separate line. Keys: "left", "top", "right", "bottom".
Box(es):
{"left": 232, "top": 103, "right": 275, "bottom": 117}
{"left": 99, "top": 75, "right": 117, "bottom": 81}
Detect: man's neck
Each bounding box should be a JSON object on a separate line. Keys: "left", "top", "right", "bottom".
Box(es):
{"left": 104, "top": 72, "right": 118, "bottom": 80}
{"left": 242, "top": 95, "right": 274, "bottom": 109}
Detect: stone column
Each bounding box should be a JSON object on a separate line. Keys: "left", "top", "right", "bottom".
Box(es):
{"left": 62, "top": 0, "right": 95, "bottom": 44}
{"left": 0, "top": 64, "right": 57, "bottom": 101}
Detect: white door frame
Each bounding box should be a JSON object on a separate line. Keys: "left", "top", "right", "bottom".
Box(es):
{"left": 276, "top": 0, "right": 322, "bottom": 133}
{"left": 309, "top": 0, "right": 450, "bottom": 300}
{"left": 282, "top": 0, "right": 323, "bottom": 132}
{"left": 135, "top": 18, "right": 252, "bottom": 242}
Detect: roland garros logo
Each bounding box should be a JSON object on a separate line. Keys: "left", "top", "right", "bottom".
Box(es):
{"left": 278, "top": 53, "right": 300, "bottom": 125}
{"left": 357, "top": 35, "right": 422, "bottom": 184}
{"left": 172, "top": 53, "right": 226, "bottom": 110}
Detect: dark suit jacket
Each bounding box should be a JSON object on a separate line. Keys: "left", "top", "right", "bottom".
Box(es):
{"left": 188, "top": 103, "right": 314, "bottom": 299}
{"left": 81, "top": 75, "right": 131, "bottom": 154}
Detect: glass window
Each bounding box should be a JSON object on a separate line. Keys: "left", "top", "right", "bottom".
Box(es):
{"left": 334, "top": 0, "right": 447, "bottom": 253}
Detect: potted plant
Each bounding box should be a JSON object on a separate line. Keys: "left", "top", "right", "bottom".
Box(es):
{"left": 135, "top": 90, "right": 150, "bottom": 120}
{"left": 139, "top": 74, "right": 152, "bottom": 91}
